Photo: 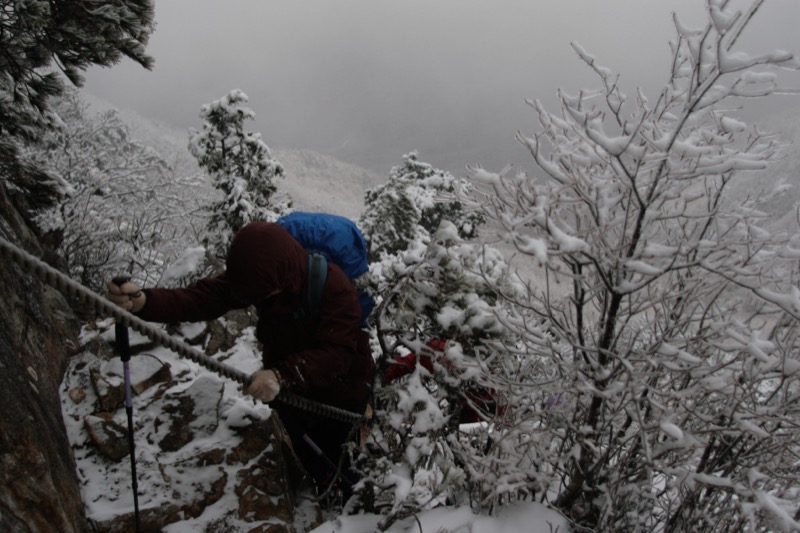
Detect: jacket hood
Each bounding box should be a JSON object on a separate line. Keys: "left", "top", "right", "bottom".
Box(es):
{"left": 225, "top": 222, "right": 307, "bottom": 301}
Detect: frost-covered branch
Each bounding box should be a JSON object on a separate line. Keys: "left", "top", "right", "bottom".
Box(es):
{"left": 461, "top": 0, "right": 800, "bottom": 530}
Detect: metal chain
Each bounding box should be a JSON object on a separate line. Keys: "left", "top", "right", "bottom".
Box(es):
{"left": 0, "top": 235, "right": 365, "bottom": 424}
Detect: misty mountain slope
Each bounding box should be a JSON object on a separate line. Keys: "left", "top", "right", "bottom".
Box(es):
{"left": 272, "top": 148, "right": 380, "bottom": 219}
{"left": 758, "top": 105, "right": 800, "bottom": 226}
{"left": 82, "top": 91, "right": 382, "bottom": 220}
{"left": 724, "top": 105, "right": 800, "bottom": 231}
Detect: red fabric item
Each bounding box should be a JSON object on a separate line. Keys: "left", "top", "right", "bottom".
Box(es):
{"left": 426, "top": 338, "right": 447, "bottom": 352}
{"left": 382, "top": 353, "right": 435, "bottom": 385}
{"left": 383, "top": 338, "right": 505, "bottom": 423}
{"left": 138, "top": 222, "right": 374, "bottom": 414}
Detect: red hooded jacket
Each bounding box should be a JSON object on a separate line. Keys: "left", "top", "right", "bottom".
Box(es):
{"left": 137, "top": 222, "right": 374, "bottom": 414}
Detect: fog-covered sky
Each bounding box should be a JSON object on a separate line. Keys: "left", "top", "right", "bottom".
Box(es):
{"left": 84, "top": 0, "right": 800, "bottom": 176}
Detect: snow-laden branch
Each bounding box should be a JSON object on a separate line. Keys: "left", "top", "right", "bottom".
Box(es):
{"left": 460, "top": 0, "right": 800, "bottom": 529}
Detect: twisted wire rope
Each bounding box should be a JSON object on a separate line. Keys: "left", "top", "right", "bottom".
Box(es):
{"left": 0, "top": 235, "right": 364, "bottom": 424}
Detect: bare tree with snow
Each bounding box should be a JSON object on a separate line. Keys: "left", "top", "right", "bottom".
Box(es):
{"left": 25, "top": 89, "right": 203, "bottom": 291}
{"left": 462, "top": 1, "right": 800, "bottom": 530}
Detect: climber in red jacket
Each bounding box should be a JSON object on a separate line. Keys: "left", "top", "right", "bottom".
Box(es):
{"left": 107, "top": 221, "right": 375, "bottom": 493}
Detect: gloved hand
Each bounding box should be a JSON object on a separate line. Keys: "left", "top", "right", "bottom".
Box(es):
{"left": 106, "top": 280, "right": 147, "bottom": 313}
{"left": 246, "top": 369, "right": 282, "bottom": 403}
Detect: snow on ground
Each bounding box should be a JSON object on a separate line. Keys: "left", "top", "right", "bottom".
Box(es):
{"left": 61, "top": 321, "right": 268, "bottom": 527}
{"left": 312, "top": 502, "right": 569, "bottom": 533}
{"left": 61, "top": 319, "right": 570, "bottom": 532}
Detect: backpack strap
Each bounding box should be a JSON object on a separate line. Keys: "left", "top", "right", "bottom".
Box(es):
{"left": 296, "top": 252, "right": 327, "bottom": 320}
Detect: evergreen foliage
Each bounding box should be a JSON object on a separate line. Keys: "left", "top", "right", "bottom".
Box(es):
{"left": 363, "top": 221, "right": 522, "bottom": 527}
{"left": 188, "top": 90, "right": 289, "bottom": 266}
{"left": 0, "top": 0, "right": 155, "bottom": 206}
{"left": 360, "top": 152, "right": 484, "bottom": 262}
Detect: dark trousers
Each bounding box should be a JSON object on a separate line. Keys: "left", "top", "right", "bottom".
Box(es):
{"left": 274, "top": 403, "right": 359, "bottom": 491}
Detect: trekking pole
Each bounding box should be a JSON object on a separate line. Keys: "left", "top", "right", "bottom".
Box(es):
{"left": 111, "top": 276, "right": 141, "bottom": 533}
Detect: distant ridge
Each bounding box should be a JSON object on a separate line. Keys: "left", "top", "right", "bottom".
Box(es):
{"left": 273, "top": 147, "right": 380, "bottom": 219}
{"left": 725, "top": 104, "right": 800, "bottom": 232}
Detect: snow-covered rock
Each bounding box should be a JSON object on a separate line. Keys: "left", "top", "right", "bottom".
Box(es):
{"left": 62, "top": 321, "right": 322, "bottom": 532}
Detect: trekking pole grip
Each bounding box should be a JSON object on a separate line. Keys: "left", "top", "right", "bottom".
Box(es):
{"left": 112, "top": 276, "right": 132, "bottom": 363}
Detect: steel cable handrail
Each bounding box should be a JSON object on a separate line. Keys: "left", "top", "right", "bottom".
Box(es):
{"left": 0, "top": 235, "right": 365, "bottom": 424}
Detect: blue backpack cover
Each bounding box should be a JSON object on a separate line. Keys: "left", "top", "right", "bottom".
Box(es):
{"left": 277, "top": 212, "right": 373, "bottom": 326}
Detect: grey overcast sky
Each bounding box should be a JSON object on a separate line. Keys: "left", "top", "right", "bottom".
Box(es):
{"left": 84, "top": 0, "right": 800, "bottom": 175}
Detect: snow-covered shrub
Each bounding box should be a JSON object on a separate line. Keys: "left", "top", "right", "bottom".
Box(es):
{"left": 25, "top": 89, "right": 198, "bottom": 291}
{"left": 361, "top": 220, "right": 529, "bottom": 526}
{"left": 189, "top": 89, "right": 290, "bottom": 268}
{"left": 461, "top": 1, "right": 800, "bottom": 530}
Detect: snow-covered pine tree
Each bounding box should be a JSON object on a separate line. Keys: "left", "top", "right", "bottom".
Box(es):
{"left": 360, "top": 152, "right": 493, "bottom": 373}
{"left": 364, "top": 221, "right": 523, "bottom": 528}
{"left": 463, "top": 1, "right": 800, "bottom": 530}
{"left": 0, "top": 0, "right": 155, "bottom": 210}
{"left": 359, "top": 153, "right": 522, "bottom": 525}
{"left": 360, "top": 151, "right": 484, "bottom": 262}
{"left": 189, "top": 90, "right": 289, "bottom": 267}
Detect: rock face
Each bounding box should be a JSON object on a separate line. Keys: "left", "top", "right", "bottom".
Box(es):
{"left": 157, "top": 376, "right": 223, "bottom": 451}
{"left": 0, "top": 184, "right": 90, "bottom": 532}
{"left": 61, "top": 318, "right": 321, "bottom": 532}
